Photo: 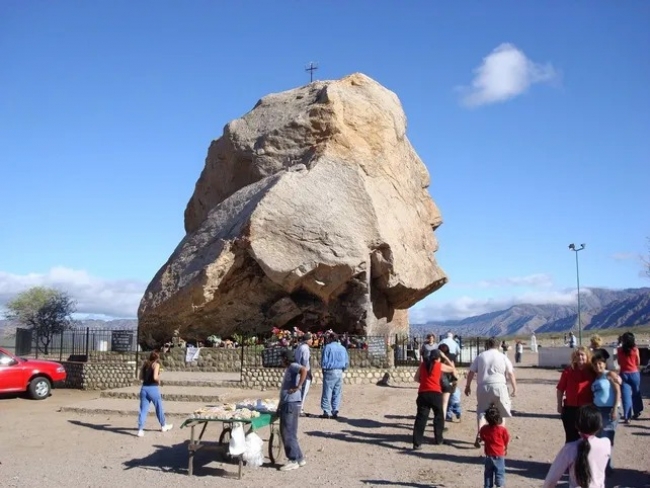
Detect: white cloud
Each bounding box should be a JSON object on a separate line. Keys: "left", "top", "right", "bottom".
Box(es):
{"left": 449, "top": 273, "right": 555, "bottom": 290}
{"left": 458, "top": 43, "right": 558, "bottom": 107}
{"left": 410, "top": 288, "right": 584, "bottom": 322}
{"left": 0, "top": 267, "right": 145, "bottom": 318}
{"left": 611, "top": 252, "right": 638, "bottom": 261}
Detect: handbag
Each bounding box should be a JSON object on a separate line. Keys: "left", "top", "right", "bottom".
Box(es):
{"left": 441, "top": 373, "right": 458, "bottom": 394}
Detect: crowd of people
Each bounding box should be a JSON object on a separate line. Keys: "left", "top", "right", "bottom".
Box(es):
{"left": 138, "top": 327, "right": 645, "bottom": 484}
{"left": 409, "top": 330, "right": 644, "bottom": 488}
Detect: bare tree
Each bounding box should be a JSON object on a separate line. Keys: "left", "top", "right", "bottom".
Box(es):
{"left": 6, "top": 287, "right": 76, "bottom": 354}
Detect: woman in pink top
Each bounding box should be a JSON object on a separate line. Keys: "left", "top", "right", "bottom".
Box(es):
{"left": 543, "top": 405, "right": 611, "bottom": 488}
{"left": 617, "top": 332, "right": 643, "bottom": 422}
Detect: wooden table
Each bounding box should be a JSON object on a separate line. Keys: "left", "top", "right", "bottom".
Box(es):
{"left": 180, "top": 413, "right": 282, "bottom": 479}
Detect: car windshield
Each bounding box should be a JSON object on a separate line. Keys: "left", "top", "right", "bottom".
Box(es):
{"left": 0, "top": 351, "right": 17, "bottom": 366}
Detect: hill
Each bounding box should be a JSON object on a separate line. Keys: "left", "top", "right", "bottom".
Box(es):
{"left": 412, "top": 287, "right": 650, "bottom": 337}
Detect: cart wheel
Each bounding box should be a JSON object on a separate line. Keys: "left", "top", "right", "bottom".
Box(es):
{"left": 219, "top": 428, "right": 232, "bottom": 446}
{"left": 268, "top": 432, "right": 283, "bottom": 465}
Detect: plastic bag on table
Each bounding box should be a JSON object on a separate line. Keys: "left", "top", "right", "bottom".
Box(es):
{"left": 242, "top": 432, "right": 264, "bottom": 468}
{"left": 229, "top": 422, "right": 246, "bottom": 456}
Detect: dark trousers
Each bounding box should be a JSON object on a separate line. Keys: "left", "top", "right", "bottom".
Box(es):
{"left": 412, "top": 391, "right": 445, "bottom": 447}
{"left": 484, "top": 456, "right": 505, "bottom": 488}
{"left": 515, "top": 352, "right": 522, "bottom": 363}
{"left": 279, "top": 401, "right": 303, "bottom": 461}
{"left": 561, "top": 405, "right": 580, "bottom": 443}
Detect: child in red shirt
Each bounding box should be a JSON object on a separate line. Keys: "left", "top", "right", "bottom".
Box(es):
{"left": 480, "top": 404, "right": 511, "bottom": 488}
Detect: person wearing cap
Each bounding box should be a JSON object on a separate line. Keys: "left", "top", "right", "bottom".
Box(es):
{"left": 319, "top": 332, "right": 350, "bottom": 419}
{"left": 295, "top": 332, "right": 314, "bottom": 415}
{"left": 439, "top": 331, "right": 461, "bottom": 363}
{"left": 412, "top": 348, "right": 458, "bottom": 449}
{"left": 278, "top": 348, "right": 308, "bottom": 471}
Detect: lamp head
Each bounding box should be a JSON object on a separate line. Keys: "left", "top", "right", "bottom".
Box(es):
{"left": 569, "top": 243, "right": 575, "bottom": 250}
{"left": 580, "top": 243, "right": 586, "bottom": 249}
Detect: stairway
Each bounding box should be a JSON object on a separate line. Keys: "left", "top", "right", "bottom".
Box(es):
{"left": 59, "top": 372, "right": 252, "bottom": 418}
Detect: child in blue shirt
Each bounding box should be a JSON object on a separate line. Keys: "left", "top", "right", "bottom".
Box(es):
{"left": 591, "top": 353, "right": 621, "bottom": 477}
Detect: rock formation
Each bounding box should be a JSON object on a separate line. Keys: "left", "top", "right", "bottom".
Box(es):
{"left": 138, "top": 73, "right": 447, "bottom": 346}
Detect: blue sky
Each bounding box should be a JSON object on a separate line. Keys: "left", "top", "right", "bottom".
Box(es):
{"left": 1, "top": 1, "right": 649, "bottom": 321}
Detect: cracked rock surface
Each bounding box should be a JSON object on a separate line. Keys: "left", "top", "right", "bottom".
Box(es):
{"left": 139, "top": 73, "right": 446, "bottom": 345}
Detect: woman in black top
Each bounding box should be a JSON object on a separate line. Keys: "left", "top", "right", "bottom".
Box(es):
{"left": 137, "top": 351, "right": 173, "bottom": 437}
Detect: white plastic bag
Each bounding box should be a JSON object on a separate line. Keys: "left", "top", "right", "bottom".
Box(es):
{"left": 228, "top": 422, "right": 246, "bottom": 456}
{"left": 242, "top": 432, "right": 265, "bottom": 468}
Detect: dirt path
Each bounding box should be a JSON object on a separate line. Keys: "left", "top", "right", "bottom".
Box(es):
{"left": 1, "top": 366, "right": 648, "bottom": 488}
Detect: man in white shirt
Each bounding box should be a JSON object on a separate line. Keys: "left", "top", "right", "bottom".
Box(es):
{"left": 464, "top": 337, "right": 518, "bottom": 448}
{"left": 439, "top": 332, "right": 461, "bottom": 363}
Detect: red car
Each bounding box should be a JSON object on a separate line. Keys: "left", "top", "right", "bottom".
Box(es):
{"left": 0, "top": 347, "right": 66, "bottom": 399}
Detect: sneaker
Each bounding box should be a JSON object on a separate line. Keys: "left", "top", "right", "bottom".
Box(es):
{"left": 137, "top": 429, "right": 144, "bottom": 437}
{"left": 279, "top": 461, "right": 300, "bottom": 471}
{"left": 319, "top": 413, "right": 331, "bottom": 419}
{"left": 332, "top": 411, "right": 339, "bottom": 419}
{"left": 412, "top": 444, "right": 422, "bottom": 451}
{"left": 298, "top": 459, "right": 307, "bottom": 467}
{"left": 161, "top": 424, "right": 173, "bottom": 432}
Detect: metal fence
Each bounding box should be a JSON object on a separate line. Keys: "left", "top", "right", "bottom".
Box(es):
{"left": 240, "top": 333, "right": 488, "bottom": 369}
{"left": 13, "top": 327, "right": 138, "bottom": 361}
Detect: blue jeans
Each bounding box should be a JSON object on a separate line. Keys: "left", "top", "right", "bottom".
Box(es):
{"left": 620, "top": 372, "right": 643, "bottom": 420}
{"left": 484, "top": 456, "right": 505, "bottom": 488}
{"left": 446, "top": 388, "right": 462, "bottom": 420}
{"left": 320, "top": 369, "right": 343, "bottom": 415}
{"left": 138, "top": 385, "right": 166, "bottom": 429}
{"left": 280, "top": 401, "right": 303, "bottom": 461}
{"left": 596, "top": 406, "right": 617, "bottom": 471}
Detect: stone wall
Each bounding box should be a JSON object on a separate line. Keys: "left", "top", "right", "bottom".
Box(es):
{"left": 160, "top": 347, "right": 243, "bottom": 372}
{"left": 241, "top": 366, "right": 418, "bottom": 390}
{"left": 157, "top": 346, "right": 392, "bottom": 372}
{"left": 61, "top": 359, "right": 136, "bottom": 390}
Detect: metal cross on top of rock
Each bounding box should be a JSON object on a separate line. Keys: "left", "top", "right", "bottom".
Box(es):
{"left": 305, "top": 62, "right": 318, "bottom": 82}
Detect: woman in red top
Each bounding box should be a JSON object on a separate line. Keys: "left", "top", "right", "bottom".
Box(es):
{"left": 556, "top": 346, "right": 596, "bottom": 443}
{"left": 617, "top": 332, "right": 643, "bottom": 422}
{"left": 412, "top": 349, "right": 457, "bottom": 449}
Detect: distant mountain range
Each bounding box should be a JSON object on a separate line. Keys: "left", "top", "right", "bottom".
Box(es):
{"left": 412, "top": 287, "right": 650, "bottom": 337}
{"left": 2, "top": 287, "right": 649, "bottom": 339}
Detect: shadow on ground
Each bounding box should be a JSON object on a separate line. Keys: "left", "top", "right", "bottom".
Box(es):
{"left": 122, "top": 441, "right": 236, "bottom": 477}
{"left": 361, "top": 480, "right": 443, "bottom": 488}
{"left": 68, "top": 419, "right": 138, "bottom": 437}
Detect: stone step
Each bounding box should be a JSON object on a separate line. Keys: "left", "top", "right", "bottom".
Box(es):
{"left": 59, "top": 398, "right": 209, "bottom": 418}
{"left": 130, "top": 379, "right": 243, "bottom": 389}
{"left": 100, "top": 386, "right": 231, "bottom": 403}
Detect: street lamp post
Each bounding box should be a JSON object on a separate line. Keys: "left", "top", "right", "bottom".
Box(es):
{"left": 568, "top": 243, "right": 586, "bottom": 346}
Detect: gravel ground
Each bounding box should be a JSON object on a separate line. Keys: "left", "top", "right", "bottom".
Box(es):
{"left": 1, "top": 360, "right": 649, "bottom": 488}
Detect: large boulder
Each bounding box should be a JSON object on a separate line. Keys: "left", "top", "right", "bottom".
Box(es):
{"left": 138, "top": 73, "right": 446, "bottom": 345}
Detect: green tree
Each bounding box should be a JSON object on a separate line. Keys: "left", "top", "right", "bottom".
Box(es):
{"left": 6, "top": 287, "right": 76, "bottom": 354}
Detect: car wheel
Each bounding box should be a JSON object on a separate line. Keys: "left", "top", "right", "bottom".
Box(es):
{"left": 29, "top": 376, "right": 51, "bottom": 400}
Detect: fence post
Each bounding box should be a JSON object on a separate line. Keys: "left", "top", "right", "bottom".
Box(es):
{"left": 240, "top": 337, "right": 245, "bottom": 382}
{"left": 60, "top": 332, "right": 64, "bottom": 362}
{"left": 85, "top": 327, "right": 90, "bottom": 358}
